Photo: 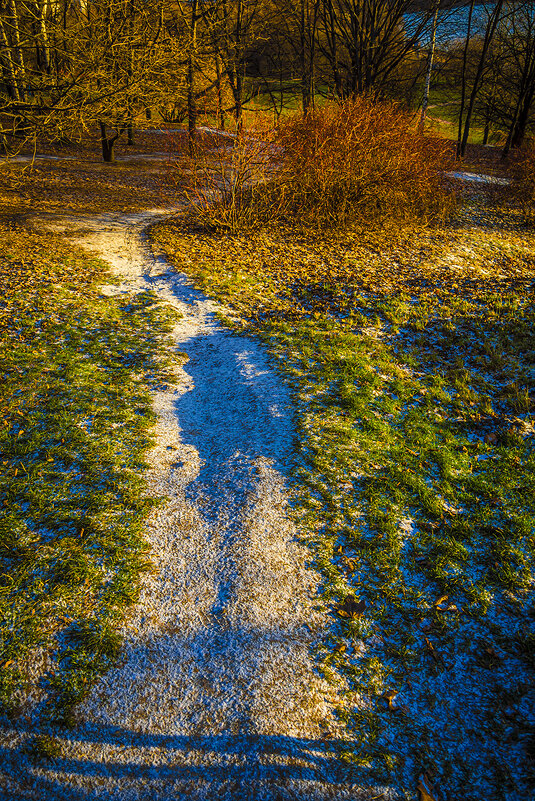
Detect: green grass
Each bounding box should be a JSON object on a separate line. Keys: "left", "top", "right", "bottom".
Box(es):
{"left": 152, "top": 202, "right": 535, "bottom": 799}
{"left": 0, "top": 222, "right": 179, "bottom": 722}
{"left": 422, "top": 82, "right": 504, "bottom": 145}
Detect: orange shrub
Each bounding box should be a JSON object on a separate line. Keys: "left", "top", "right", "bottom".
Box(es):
{"left": 169, "top": 98, "right": 454, "bottom": 231}
{"left": 267, "top": 97, "right": 455, "bottom": 228}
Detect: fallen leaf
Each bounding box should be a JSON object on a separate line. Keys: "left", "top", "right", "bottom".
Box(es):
{"left": 434, "top": 595, "right": 449, "bottom": 607}
{"left": 434, "top": 594, "right": 458, "bottom": 612}
{"left": 484, "top": 432, "right": 498, "bottom": 445}
{"left": 417, "top": 773, "right": 438, "bottom": 801}
{"left": 337, "top": 594, "right": 366, "bottom": 618}
{"left": 342, "top": 556, "right": 356, "bottom": 573}
{"left": 382, "top": 689, "right": 397, "bottom": 710}
{"left": 424, "top": 636, "right": 443, "bottom": 665}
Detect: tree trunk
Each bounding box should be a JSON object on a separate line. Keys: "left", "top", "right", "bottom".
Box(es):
{"left": 7, "top": 0, "right": 25, "bottom": 101}
{"left": 511, "top": 85, "right": 535, "bottom": 150}
{"left": 456, "top": 0, "right": 474, "bottom": 159}
{"left": 482, "top": 100, "right": 491, "bottom": 145}
{"left": 502, "top": 81, "right": 535, "bottom": 157}
{"left": 300, "top": 0, "right": 310, "bottom": 112}
{"left": 187, "top": 0, "right": 199, "bottom": 154}
{"left": 460, "top": 0, "right": 504, "bottom": 158}
{"left": 0, "top": 15, "right": 21, "bottom": 102}
{"left": 233, "top": 0, "right": 244, "bottom": 129}
{"left": 234, "top": 70, "right": 243, "bottom": 129}
{"left": 33, "top": 0, "right": 51, "bottom": 74}
{"left": 502, "top": 51, "right": 535, "bottom": 157}
{"left": 100, "top": 122, "right": 122, "bottom": 163}
{"left": 323, "top": 0, "right": 342, "bottom": 98}
{"left": 300, "top": 0, "right": 319, "bottom": 113}
{"left": 419, "top": 2, "right": 439, "bottom": 133}
{"left": 215, "top": 52, "right": 225, "bottom": 130}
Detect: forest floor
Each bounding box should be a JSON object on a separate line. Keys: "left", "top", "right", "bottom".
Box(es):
{"left": 0, "top": 132, "right": 534, "bottom": 801}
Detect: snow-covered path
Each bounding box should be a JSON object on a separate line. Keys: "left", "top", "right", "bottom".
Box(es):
{"left": 0, "top": 209, "right": 370, "bottom": 800}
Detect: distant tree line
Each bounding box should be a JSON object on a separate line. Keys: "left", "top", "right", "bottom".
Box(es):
{"left": 0, "top": 0, "right": 533, "bottom": 160}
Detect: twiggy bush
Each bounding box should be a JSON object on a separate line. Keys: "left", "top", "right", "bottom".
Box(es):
{"left": 170, "top": 99, "right": 454, "bottom": 231}
{"left": 266, "top": 98, "right": 454, "bottom": 228}
{"left": 166, "top": 119, "right": 277, "bottom": 233}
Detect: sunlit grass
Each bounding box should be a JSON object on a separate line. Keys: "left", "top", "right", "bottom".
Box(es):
{"left": 0, "top": 223, "right": 179, "bottom": 722}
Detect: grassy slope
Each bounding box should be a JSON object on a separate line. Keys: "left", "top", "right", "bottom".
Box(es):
{"left": 152, "top": 192, "right": 535, "bottom": 800}
{"left": 0, "top": 222, "right": 178, "bottom": 723}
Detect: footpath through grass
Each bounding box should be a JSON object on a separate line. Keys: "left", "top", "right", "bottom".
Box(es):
{"left": 152, "top": 197, "right": 535, "bottom": 800}
{"left": 0, "top": 223, "right": 178, "bottom": 724}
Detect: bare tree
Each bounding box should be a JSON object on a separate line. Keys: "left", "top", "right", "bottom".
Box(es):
{"left": 202, "top": 0, "right": 268, "bottom": 127}
{"left": 487, "top": 2, "right": 535, "bottom": 155}
{"left": 457, "top": 0, "right": 504, "bottom": 158}
{"left": 0, "top": 0, "right": 187, "bottom": 160}
{"left": 317, "top": 0, "right": 435, "bottom": 99}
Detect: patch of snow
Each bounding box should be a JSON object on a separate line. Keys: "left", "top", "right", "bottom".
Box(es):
{"left": 446, "top": 171, "right": 510, "bottom": 186}
{"left": 198, "top": 126, "right": 237, "bottom": 140}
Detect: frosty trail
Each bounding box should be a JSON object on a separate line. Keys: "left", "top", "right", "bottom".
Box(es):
{"left": 0, "top": 208, "right": 385, "bottom": 800}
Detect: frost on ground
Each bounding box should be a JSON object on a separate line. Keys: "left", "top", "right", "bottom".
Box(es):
{"left": 150, "top": 207, "right": 535, "bottom": 800}
{"left": 0, "top": 210, "right": 382, "bottom": 800}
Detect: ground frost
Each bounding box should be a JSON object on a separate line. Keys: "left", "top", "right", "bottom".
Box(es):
{"left": 0, "top": 210, "right": 372, "bottom": 800}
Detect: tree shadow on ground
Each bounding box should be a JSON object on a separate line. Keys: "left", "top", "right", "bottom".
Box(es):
{"left": 0, "top": 722, "right": 380, "bottom": 801}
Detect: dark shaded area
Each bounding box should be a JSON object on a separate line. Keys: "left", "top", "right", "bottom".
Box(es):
{"left": 0, "top": 721, "right": 374, "bottom": 801}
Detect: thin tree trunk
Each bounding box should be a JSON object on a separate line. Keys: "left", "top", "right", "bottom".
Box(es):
{"left": 100, "top": 122, "right": 123, "bottom": 162}
{"left": 502, "top": 49, "right": 535, "bottom": 156}
{"left": 0, "top": 14, "right": 21, "bottom": 102}
{"left": 7, "top": 0, "right": 25, "bottom": 100}
{"left": 456, "top": 0, "right": 474, "bottom": 159}
{"left": 460, "top": 0, "right": 504, "bottom": 158}
{"left": 511, "top": 83, "right": 535, "bottom": 149}
{"left": 187, "top": 0, "right": 198, "bottom": 154}
{"left": 482, "top": 99, "right": 491, "bottom": 145}
{"left": 419, "top": 1, "right": 439, "bottom": 133}
{"left": 215, "top": 53, "right": 225, "bottom": 130}
{"left": 503, "top": 81, "right": 535, "bottom": 155}
{"left": 233, "top": 0, "right": 244, "bottom": 128}
{"left": 323, "top": 0, "right": 342, "bottom": 98}
{"left": 300, "top": 0, "right": 314, "bottom": 112}
{"left": 34, "top": 0, "right": 51, "bottom": 74}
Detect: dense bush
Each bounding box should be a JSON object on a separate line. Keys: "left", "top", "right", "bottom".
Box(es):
{"left": 176, "top": 98, "right": 455, "bottom": 231}
{"left": 268, "top": 97, "right": 454, "bottom": 227}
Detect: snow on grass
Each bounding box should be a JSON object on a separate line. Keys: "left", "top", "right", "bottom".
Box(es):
{"left": 0, "top": 210, "right": 372, "bottom": 800}
{"left": 446, "top": 171, "right": 510, "bottom": 186}
{"left": 151, "top": 197, "right": 535, "bottom": 800}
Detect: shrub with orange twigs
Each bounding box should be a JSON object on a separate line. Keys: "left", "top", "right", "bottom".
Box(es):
{"left": 170, "top": 98, "right": 454, "bottom": 232}
{"left": 266, "top": 97, "right": 454, "bottom": 228}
